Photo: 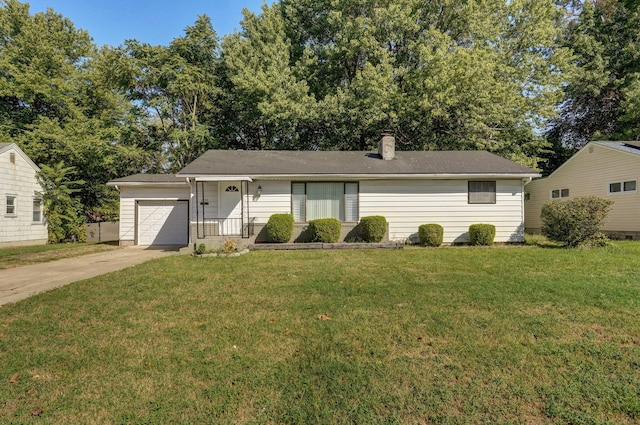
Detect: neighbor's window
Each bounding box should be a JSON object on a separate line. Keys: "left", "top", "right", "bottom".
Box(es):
{"left": 292, "top": 182, "right": 359, "bottom": 222}
{"left": 33, "top": 197, "right": 42, "bottom": 222}
{"left": 6, "top": 195, "right": 16, "bottom": 215}
{"left": 551, "top": 188, "right": 570, "bottom": 199}
{"left": 468, "top": 181, "right": 496, "bottom": 204}
{"left": 609, "top": 180, "right": 636, "bottom": 194}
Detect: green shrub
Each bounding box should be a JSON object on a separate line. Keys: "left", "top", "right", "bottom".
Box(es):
{"left": 418, "top": 224, "right": 444, "bottom": 247}
{"left": 541, "top": 196, "right": 613, "bottom": 247}
{"left": 194, "top": 244, "right": 206, "bottom": 255}
{"left": 469, "top": 224, "right": 496, "bottom": 246}
{"left": 359, "top": 216, "right": 387, "bottom": 242}
{"left": 266, "top": 213, "right": 294, "bottom": 243}
{"left": 308, "top": 218, "right": 341, "bottom": 243}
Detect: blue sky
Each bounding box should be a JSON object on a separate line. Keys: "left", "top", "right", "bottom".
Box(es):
{"left": 25, "top": 0, "right": 273, "bottom": 46}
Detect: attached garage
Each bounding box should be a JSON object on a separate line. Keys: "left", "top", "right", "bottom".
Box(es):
{"left": 137, "top": 200, "right": 188, "bottom": 246}
{"left": 107, "top": 174, "right": 191, "bottom": 247}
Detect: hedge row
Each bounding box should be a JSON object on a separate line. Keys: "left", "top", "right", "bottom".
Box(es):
{"left": 266, "top": 214, "right": 497, "bottom": 246}
{"left": 266, "top": 215, "right": 388, "bottom": 244}
{"left": 419, "top": 223, "right": 496, "bottom": 246}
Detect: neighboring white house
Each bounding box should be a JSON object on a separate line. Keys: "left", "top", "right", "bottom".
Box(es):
{"left": 109, "top": 135, "right": 539, "bottom": 248}
{"left": 525, "top": 141, "right": 640, "bottom": 239}
{"left": 0, "top": 143, "right": 48, "bottom": 247}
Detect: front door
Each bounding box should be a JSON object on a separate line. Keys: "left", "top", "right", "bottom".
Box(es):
{"left": 219, "top": 183, "right": 242, "bottom": 235}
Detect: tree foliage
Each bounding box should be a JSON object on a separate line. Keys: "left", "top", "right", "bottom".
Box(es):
{"left": 108, "top": 15, "right": 222, "bottom": 171}
{"left": 0, "top": 0, "right": 152, "bottom": 217}
{"left": 37, "top": 162, "right": 86, "bottom": 243}
{"left": 218, "top": 0, "right": 573, "bottom": 167}
{"left": 545, "top": 0, "right": 640, "bottom": 161}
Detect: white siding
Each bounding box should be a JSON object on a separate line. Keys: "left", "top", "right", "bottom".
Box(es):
{"left": 525, "top": 143, "right": 640, "bottom": 232}
{"left": 246, "top": 181, "right": 291, "bottom": 223}
{"left": 240, "top": 178, "right": 525, "bottom": 243}
{"left": 0, "top": 146, "right": 48, "bottom": 246}
{"left": 360, "top": 179, "right": 525, "bottom": 243}
{"left": 119, "top": 186, "right": 190, "bottom": 244}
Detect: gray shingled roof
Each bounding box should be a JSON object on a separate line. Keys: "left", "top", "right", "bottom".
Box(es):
{"left": 593, "top": 141, "right": 640, "bottom": 156}
{"left": 0, "top": 143, "right": 10, "bottom": 148}
{"left": 177, "top": 150, "right": 538, "bottom": 177}
{"left": 107, "top": 174, "right": 187, "bottom": 184}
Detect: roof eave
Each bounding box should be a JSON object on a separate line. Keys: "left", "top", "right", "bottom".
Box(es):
{"left": 176, "top": 175, "right": 253, "bottom": 182}
{"left": 106, "top": 181, "right": 189, "bottom": 187}
{"left": 176, "top": 173, "right": 540, "bottom": 180}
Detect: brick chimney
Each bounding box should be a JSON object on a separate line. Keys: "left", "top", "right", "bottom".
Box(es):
{"left": 378, "top": 131, "right": 395, "bottom": 160}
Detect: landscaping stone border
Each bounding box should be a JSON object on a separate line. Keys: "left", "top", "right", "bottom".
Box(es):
{"left": 249, "top": 242, "right": 403, "bottom": 251}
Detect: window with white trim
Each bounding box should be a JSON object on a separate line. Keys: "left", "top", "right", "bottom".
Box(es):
{"left": 6, "top": 195, "right": 16, "bottom": 216}
{"left": 291, "top": 182, "right": 359, "bottom": 222}
{"left": 468, "top": 181, "right": 496, "bottom": 204}
{"left": 551, "top": 188, "right": 570, "bottom": 199}
{"left": 608, "top": 180, "right": 636, "bottom": 194}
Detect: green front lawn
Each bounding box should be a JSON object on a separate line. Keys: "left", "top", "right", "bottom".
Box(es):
{"left": 1, "top": 243, "right": 639, "bottom": 424}
{"left": 0, "top": 243, "right": 118, "bottom": 270}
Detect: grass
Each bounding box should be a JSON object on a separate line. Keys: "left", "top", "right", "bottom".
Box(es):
{"left": 0, "top": 243, "right": 118, "bottom": 270}
{"left": 1, "top": 242, "right": 639, "bottom": 424}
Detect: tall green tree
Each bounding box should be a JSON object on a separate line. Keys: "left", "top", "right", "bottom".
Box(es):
{"left": 109, "top": 15, "right": 222, "bottom": 171}
{"left": 0, "top": 0, "right": 152, "bottom": 216}
{"left": 37, "top": 162, "right": 86, "bottom": 243}
{"left": 546, "top": 0, "right": 640, "bottom": 153}
{"left": 222, "top": 0, "right": 573, "bottom": 167}
{"left": 221, "top": 4, "right": 316, "bottom": 149}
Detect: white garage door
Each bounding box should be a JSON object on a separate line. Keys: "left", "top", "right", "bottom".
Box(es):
{"left": 137, "top": 201, "right": 188, "bottom": 246}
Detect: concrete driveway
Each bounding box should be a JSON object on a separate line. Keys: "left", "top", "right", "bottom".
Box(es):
{"left": 0, "top": 246, "right": 181, "bottom": 307}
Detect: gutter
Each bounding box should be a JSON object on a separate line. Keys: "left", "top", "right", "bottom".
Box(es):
{"left": 177, "top": 173, "right": 541, "bottom": 180}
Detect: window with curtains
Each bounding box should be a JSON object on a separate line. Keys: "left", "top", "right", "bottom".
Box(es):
{"left": 291, "top": 182, "right": 359, "bottom": 222}
{"left": 468, "top": 181, "right": 496, "bottom": 204}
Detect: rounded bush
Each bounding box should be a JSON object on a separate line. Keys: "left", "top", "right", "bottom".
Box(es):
{"left": 418, "top": 224, "right": 443, "bottom": 247}
{"left": 266, "top": 214, "right": 294, "bottom": 243}
{"left": 541, "top": 196, "right": 613, "bottom": 247}
{"left": 469, "top": 224, "right": 496, "bottom": 246}
{"left": 359, "top": 216, "right": 387, "bottom": 242}
{"left": 309, "top": 218, "right": 341, "bottom": 243}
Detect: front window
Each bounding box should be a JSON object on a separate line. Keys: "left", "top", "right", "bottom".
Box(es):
{"left": 292, "top": 182, "right": 359, "bottom": 222}
{"left": 468, "top": 181, "right": 496, "bottom": 204}
{"left": 6, "top": 195, "right": 16, "bottom": 215}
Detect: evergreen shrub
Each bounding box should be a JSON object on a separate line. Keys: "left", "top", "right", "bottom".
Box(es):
{"left": 309, "top": 218, "right": 341, "bottom": 243}
{"left": 541, "top": 196, "right": 613, "bottom": 247}
{"left": 359, "top": 216, "right": 387, "bottom": 242}
{"left": 418, "top": 224, "right": 444, "bottom": 247}
{"left": 266, "top": 213, "right": 294, "bottom": 243}
{"left": 469, "top": 224, "right": 496, "bottom": 246}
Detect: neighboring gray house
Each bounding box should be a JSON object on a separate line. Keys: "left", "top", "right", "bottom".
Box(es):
{"left": 109, "top": 135, "right": 539, "bottom": 248}
{"left": 525, "top": 141, "right": 640, "bottom": 239}
{"left": 0, "top": 143, "right": 48, "bottom": 247}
